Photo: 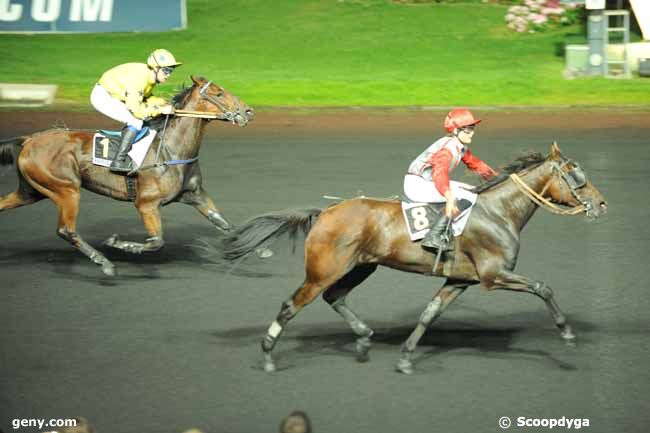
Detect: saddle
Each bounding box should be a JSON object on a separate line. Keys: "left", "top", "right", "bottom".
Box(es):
{"left": 99, "top": 127, "right": 150, "bottom": 142}
{"left": 92, "top": 127, "right": 156, "bottom": 170}
{"left": 401, "top": 198, "right": 474, "bottom": 242}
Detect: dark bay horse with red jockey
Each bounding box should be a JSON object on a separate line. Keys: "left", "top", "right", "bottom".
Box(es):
{"left": 0, "top": 76, "right": 252, "bottom": 276}
{"left": 220, "top": 143, "right": 607, "bottom": 374}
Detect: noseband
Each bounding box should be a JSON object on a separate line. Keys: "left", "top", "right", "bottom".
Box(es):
{"left": 552, "top": 159, "right": 590, "bottom": 208}
{"left": 199, "top": 81, "right": 241, "bottom": 122}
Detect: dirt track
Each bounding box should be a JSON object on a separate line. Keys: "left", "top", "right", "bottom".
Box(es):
{"left": 1, "top": 109, "right": 648, "bottom": 137}
{"left": 1, "top": 110, "right": 649, "bottom": 433}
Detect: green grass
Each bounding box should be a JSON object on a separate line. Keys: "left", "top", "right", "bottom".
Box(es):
{"left": 1, "top": 0, "right": 648, "bottom": 108}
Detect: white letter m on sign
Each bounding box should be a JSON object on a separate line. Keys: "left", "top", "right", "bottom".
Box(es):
{"left": 70, "top": 0, "right": 113, "bottom": 22}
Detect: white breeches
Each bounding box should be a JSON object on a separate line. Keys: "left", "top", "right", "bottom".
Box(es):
{"left": 90, "top": 84, "right": 143, "bottom": 130}
{"left": 403, "top": 174, "right": 477, "bottom": 203}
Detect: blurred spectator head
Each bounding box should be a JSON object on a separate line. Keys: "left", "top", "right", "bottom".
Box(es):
{"left": 279, "top": 410, "right": 312, "bottom": 433}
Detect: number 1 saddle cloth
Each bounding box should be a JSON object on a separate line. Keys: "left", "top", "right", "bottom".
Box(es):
{"left": 92, "top": 128, "right": 157, "bottom": 169}
{"left": 401, "top": 197, "right": 476, "bottom": 241}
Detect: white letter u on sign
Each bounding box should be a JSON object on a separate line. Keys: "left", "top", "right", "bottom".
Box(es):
{"left": 32, "top": 0, "right": 62, "bottom": 22}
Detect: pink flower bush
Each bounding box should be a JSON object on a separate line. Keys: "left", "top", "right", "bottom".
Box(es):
{"left": 506, "top": 0, "right": 582, "bottom": 33}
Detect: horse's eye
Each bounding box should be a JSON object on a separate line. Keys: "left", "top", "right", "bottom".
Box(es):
{"left": 216, "top": 90, "right": 224, "bottom": 97}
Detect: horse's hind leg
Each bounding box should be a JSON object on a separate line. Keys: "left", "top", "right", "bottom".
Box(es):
{"left": 0, "top": 191, "right": 42, "bottom": 211}
{"left": 322, "top": 264, "right": 378, "bottom": 362}
{"left": 396, "top": 279, "right": 468, "bottom": 375}
{"left": 261, "top": 250, "right": 356, "bottom": 372}
{"left": 261, "top": 281, "right": 327, "bottom": 373}
{"left": 53, "top": 190, "right": 115, "bottom": 276}
{"left": 0, "top": 176, "right": 44, "bottom": 211}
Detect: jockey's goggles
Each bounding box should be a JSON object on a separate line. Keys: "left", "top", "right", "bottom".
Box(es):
{"left": 160, "top": 67, "right": 174, "bottom": 76}
{"left": 460, "top": 125, "right": 476, "bottom": 133}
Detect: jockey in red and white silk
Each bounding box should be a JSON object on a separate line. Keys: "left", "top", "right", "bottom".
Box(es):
{"left": 405, "top": 135, "right": 497, "bottom": 203}
{"left": 403, "top": 108, "right": 498, "bottom": 251}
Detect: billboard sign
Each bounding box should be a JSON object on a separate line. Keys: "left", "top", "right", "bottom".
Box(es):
{"left": 0, "top": 0, "right": 186, "bottom": 33}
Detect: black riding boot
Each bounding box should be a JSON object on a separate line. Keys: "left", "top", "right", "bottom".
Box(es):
{"left": 421, "top": 215, "right": 452, "bottom": 251}
{"left": 109, "top": 127, "right": 137, "bottom": 173}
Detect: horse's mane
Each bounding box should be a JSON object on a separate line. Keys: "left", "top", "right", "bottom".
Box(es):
{"left": 171, "top": 84, "right": 194, "bottom": 108}
{"left": 145, "top": 84, "right": 195, "bottom": 130}
{"left": 472, "top": 152, "right": 546, "bottom": 194}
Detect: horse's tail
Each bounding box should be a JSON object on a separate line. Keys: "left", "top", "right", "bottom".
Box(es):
{"left": 0, "top": 136, "right": 26, "bottom": 166}
{"left": 223, "top": 207, "right": 323, "bottom": 262}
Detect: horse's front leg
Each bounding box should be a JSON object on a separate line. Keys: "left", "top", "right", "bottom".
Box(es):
{"left": 179, "top": 187, "right": 232, "bottom": 232}
{"left": 490, "top": 270, "right": 575, "bottom": 341}
{"left": 180, "top": 187, "right": 273, "bottom": 258}
{"left": 103, "top": 202, "right": 164, "bottom": 254}
{"left": 396, "top": 279, "right": 468, "bottom": 375}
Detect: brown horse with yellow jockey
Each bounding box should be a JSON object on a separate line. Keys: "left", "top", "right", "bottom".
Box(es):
{"left": 0, "top": 50, "right": 253, "bottom": 276}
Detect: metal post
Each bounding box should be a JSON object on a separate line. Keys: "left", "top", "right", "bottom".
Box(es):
{"left": 587, "top": 9, "right": 606, "bottom": 76}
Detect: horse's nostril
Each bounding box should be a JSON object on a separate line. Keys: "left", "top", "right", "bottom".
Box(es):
{"left": 245, "top": 109, "right": 254, "bottom": 119}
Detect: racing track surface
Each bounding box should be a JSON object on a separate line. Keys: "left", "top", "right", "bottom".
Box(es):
{"left": 1, "top": 111, "right": 649, "bottom": 433}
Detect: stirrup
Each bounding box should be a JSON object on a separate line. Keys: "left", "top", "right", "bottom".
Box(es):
{"left": 109, "top": 158, "right": 133, "bottom": 173}
{"left": 421, "top": 233, "right": 451, "bottom": 250}
{"left": 421, "top": 218, "right": 453, "bottom": 251}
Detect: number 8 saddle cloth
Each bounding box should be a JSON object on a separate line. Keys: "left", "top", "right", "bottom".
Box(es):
{"left": 401, "top": 197, "right": 477, "bottom": 242}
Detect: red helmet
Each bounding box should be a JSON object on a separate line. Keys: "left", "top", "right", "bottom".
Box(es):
{"left": 444, "top": 108, "right": 481, "bottom": 132}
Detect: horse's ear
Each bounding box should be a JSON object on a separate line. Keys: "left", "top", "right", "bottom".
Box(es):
{"left": 190, "top": 75, "right": 206, "bottom": 86}
{"left": 550, "top": 141, "right": 561, "bottom": 160}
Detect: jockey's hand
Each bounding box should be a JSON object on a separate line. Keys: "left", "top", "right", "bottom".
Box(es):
{"left": 444, "top": 191, "right": 459, "bottom": 218}
{"left": 160, "top": 105, "right": 174, "bottom": 115}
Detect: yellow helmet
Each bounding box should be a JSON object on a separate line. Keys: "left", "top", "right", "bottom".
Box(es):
{"left": 147, "top": 49, "right": 182, "bottom": 69}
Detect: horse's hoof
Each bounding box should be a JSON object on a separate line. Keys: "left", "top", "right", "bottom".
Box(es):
{"left": 256, "top": 247, "right": 273, "bottom": 259}
{"left": 561, "top": 326, "right": 576, "bottom": 341}
{"left": 396, "top": 358, "right": 414, "bottom": 375}
{"left": 125, "top": 244, "right": 144, "bottom": 255}
{"left": 355, "top": 337, "right": 372, "bottom": 363}
{"left": 263, "top": 354, "right": 276, "bottom": 373}
{"left": 356, "top": 352, "right": 370, "bottom": 363}
{"left": 102, "top": 262, "right": 116, "bottom": 277}
{"left": 103, "top": 234, "right": 119, "bottom": 247}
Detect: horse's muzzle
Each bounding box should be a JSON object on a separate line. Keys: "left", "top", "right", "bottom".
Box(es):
{"left": 585, "top": 200, "right": 607, "bottom": 220}
{"left": 232, "top": 108, "right": 253, "bottom": 127}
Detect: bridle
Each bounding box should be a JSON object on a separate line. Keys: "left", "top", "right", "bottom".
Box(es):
{"left": 198, "top": 81, "right": 242, "bottom": 122}
{"left": 509, "top": 157, "right": 591, "bottom": 216}
{"left": 129, "top": 81, "right": 245, "bottom": 174}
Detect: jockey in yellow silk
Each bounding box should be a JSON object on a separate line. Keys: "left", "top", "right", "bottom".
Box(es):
{"left": 90, "top": 49, "right": 181, "bottom": 172}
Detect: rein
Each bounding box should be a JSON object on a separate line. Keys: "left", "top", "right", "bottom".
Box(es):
{"left": 509, "top": 173, "right": 586, "bottom": 216}
{"left": 174, "top": 109, "right": 220, "bottom": 119}
{"left": 127, "top": 113, "right": 199, "bottom": 175}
